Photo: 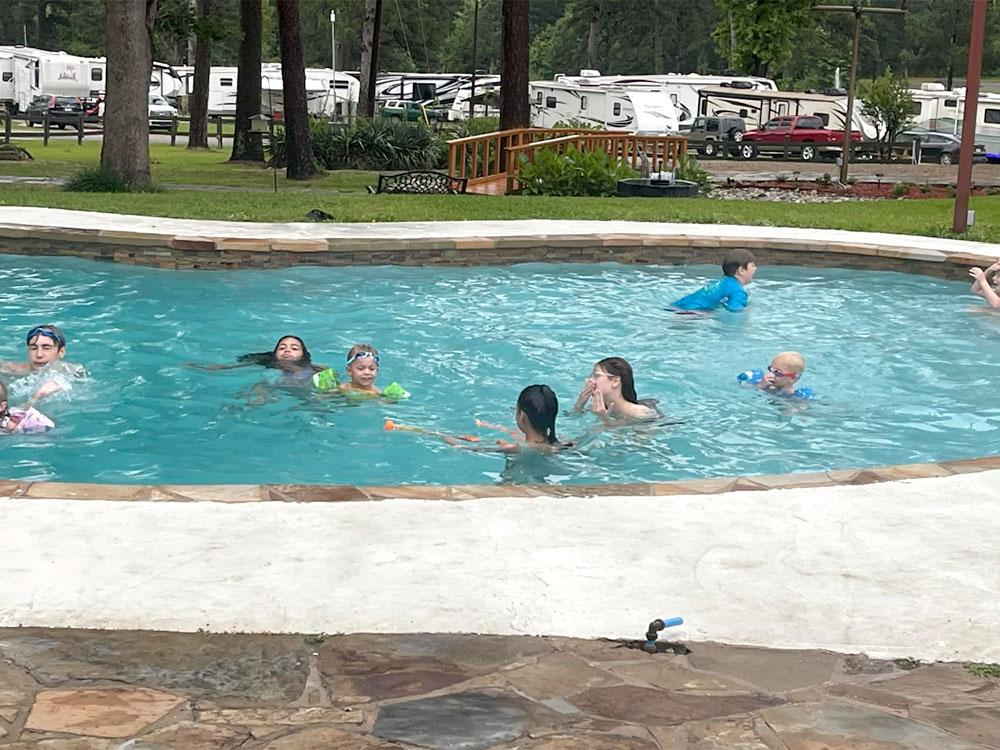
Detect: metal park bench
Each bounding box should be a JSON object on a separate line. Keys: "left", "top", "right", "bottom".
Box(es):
{"left": 367, "top": 170, "right": 468, "bottom": 195}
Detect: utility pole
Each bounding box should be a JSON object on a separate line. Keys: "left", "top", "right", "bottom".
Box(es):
{"left": 469, "top": 0, "right": 479, "bottom": 119}
{"left": 954, "top": 0, "right": 988, "bottom": 233}
{"left": 815, "top": 2, "right": 906, "bottom": 185}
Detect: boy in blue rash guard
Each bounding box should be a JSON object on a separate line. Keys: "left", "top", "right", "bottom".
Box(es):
{"left": 669, "top": 249, "right": 757, "bottom": 312}
{"left": 738, "top": 351, "right": 815, "bottom": 399}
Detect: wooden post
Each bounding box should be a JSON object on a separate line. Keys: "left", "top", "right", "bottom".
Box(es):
{"left": 43, "top": 114, "right": 50, "bottom": 146}
{"left": 77, "top": 115, "right": 84, "bottom": 144}
{"left": 215, "top": 116, "right": 223, "bottom": 149}
{"left": 954, "top": 0, "right": 988, "bottom": 233}
{"left": 3, "top": 110, "right": 10, "bottom": 144}
{"left": 170, "top": 116, "right": 178, "bottom": 146}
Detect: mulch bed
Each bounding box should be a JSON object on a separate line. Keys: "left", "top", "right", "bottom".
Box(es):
{"left": 727, "top": 179, "right": 998, "bottom": 200}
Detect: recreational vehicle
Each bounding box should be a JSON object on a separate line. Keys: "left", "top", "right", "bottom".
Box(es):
{"left": 173, "top": 65, "right": 358, "bottom": 118}
{"left": 374, "top": 73, "right": 476, "bottom": 106}
{"left": 529, "top": 77, "right": 681, "bottom": 133}
{"left": 0, "top": 45, "right": 91, "bottom": 113}
{"left": 86, "top": 58, "right": 185, "bottom": 102}
{"left": 909, "top": 82, "right": 1000, "bottom": 151}
{"left": 696, "top": 86, "right": 879, "bottom": 140}
{"left": 556, "top": 71, "right": 777, "bottom": 128}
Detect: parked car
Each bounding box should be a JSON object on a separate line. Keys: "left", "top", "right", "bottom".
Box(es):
{"left": 902, "top": 130, "right": 986, "bottom": 165}
{"left": 148, "top": 94, "right": 178, "bottom": 130}
{"left": 380, "top": 100, "right": 446, "bottom": 122}
{"left": 738, "top": 115, "right": 862, "bottom": 161}
{"left": 682, "top": 115, "right": 746, "bottom": 157}
{"left": 24, "top": 94, "right": 84, "bottom": 129}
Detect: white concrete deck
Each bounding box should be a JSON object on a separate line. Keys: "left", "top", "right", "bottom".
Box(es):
{"left": 0, "top": 207, "right": 996, "bottom": 258}
{"left": 2, "top": 470, "right": 998, "bottom": 663}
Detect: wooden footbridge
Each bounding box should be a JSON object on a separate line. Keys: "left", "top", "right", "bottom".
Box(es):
{"left": 446, "top": 128, "right": 688, "bottom": 195}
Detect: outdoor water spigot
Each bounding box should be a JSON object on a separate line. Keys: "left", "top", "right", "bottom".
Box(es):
{"left": 643, "top": 616, "right": 683, "bottom": 653}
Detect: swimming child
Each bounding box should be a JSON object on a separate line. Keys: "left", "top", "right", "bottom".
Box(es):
{"left": 236, "top": 335, "right": 327, "bottom": 383}
{"left": 573, "top": 357, "right": 658, "bottom": 422}
{"left": 338, "top": 343, "right": 382, "bottom": 395}
{"left": 0, "top": 324, "right": 87, "bottom": 403}
{"left": 478, "top": 385, "right": 572, "bottom": 453}
{"left": 738, "top": 351, "right": 815, "bottom": 399}
{"left": 0, "top": 380, "right": 54, "bottom": 433}
{"left": 669, "top": 249, "right": 757, "bottom": 312}
{"left": 968, "top": 259, "right": 1000, "bottom": 309}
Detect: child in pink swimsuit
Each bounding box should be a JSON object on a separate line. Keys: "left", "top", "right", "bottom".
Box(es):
{"left": 0, "top": 380, "right": 54, "bottom": 433}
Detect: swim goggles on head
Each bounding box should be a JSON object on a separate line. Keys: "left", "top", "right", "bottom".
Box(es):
{"left": 768, "top": 365, "right": 798, "bottom": 380}
{"left": 26, "top": 325, "right": 65, "bottom": 347}
{"left": 346, "top": 351, "right": 379, "bottom": 366}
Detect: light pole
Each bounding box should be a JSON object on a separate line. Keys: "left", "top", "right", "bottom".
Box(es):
{"left": 469, "top": 0, "right": 479, "bottom": 119}
{"left": 815, "top": 2, "right": 906, "bottom": 184}
{"left": 330, "top": 10, "right": 338, "bottom": 121}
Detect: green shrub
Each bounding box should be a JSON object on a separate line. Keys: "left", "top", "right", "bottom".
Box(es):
{"left": 64, "top": 167, "right": 159, "bottom": 193}
{"left": 674, "top": 153, "right": 713, "bottom": 193}
{"left": 892, "top": 181, "right": 909, "bottom": 197}
{"left": 454, "top": 116, "right": 501, "bottom": 138}
{"left": 518, "top": 146, "right": 638, "bottom": 197}
{"left": 268, "top": 117, "right": 446, "bottom": 171}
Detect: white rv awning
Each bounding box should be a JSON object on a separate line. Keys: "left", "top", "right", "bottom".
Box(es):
{"left": 627, "top": 90, "right": 679, "bottom": 134}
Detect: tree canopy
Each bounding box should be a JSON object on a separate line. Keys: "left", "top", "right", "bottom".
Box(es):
{"left": 2, "top": 0, "right": 1000, "bottom": 87}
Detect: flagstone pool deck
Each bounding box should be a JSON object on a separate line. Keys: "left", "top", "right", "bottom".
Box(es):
{"left": 1, "top": 211, "right": 999, "bottom": 746}
{"left": 1, "top": 628, "right": 998, "bottom": 749}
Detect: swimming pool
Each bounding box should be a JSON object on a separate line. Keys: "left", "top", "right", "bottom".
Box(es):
{"left": 2, "top": 255, "right": 998, "bottom": 486}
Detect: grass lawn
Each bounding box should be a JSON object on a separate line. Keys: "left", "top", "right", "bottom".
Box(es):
{"left": 1, "top": 139, "right": 999, "bottom": 241}
{"left": 1, "top": 182, "right": 999, "bottom": 242}
{"left": 1, "top": 139, "right": 376, "bottom": 190}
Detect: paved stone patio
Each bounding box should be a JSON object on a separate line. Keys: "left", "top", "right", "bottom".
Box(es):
{"left": 0, "top": 629, "right": 996, "bottom": 749}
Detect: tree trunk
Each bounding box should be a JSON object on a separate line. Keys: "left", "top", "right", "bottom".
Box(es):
{"left": 358, "top": 0, "right": 384, "bottom": 117}
{"left": 101, "top": 0, "right": 157, "bottom": 189}
{"left": 276, "top": 0, "right": 318, "bottom": 179}
{"left": 231, "top": 0, "right": 264, "bottom": 163}
{"left": 500, "top": 0, "right": 529, "bottom": 131}
{"left": 188, "top": 0, "right": 212, "bottom": 149}
{"left": 586, "top": 0, "right": 602, "bottom": 71}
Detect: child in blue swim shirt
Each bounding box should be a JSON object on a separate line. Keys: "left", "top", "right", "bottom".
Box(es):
{"left": 738, "top": 351, "right": 814, "bottom": 399}
{"left": 670, "top": 249, "right": 756, "bottom": 312}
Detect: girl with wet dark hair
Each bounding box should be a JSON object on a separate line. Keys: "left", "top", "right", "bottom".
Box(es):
{"left": 191, "top": 335, "right": 328, "bottom": 382}
{"left": 573, "top": 356, "right": 657, "bottom": 422}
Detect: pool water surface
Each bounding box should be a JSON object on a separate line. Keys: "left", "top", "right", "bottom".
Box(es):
{"left": 2, "top": 256, "right": 999, "bottom": 486}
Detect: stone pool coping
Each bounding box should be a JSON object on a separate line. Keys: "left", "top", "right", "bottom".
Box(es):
{"left": 0, "top": 208, "right": 997, "bottom": 276}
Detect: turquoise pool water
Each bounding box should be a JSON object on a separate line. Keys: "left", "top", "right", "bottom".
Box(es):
{"left": 2, "top": 256, "right": 999, "bottom": 486}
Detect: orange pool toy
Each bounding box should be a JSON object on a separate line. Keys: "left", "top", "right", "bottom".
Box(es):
{"left": 383, "top": 420, "right": 480, "bottom": 442}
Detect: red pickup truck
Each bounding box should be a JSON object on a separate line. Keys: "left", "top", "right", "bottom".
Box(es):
{"left": 737, "top": 115, "right": 863, "bottom": 162}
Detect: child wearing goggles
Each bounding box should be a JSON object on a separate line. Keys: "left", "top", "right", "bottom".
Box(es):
{"left": 738, "top": 351, "right": 814, "bottom": 399}
{"left": 334, "top": 344, "right": 408, "bottom": 400}
{"left": 0, "top": 324, "right": 86, "bottom": 404}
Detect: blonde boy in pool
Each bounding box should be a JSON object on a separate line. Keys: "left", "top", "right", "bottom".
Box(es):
{"left": 738, "top": 351, "right": 814, "bottom": 399}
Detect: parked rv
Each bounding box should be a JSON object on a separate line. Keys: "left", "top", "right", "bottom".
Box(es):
{"left": 172, "top": 65, "right": 359, "bottom": 119}
{"left": 530, "top": 76, "right": 680, "bottom": 133}
{"left": 0, "top": 45, "right": 91, "bottom": 114}
{"left": 696, "top": 86, "right": 878, "bottom": 141}
{"left": 909, "top": 82, "right": 1000, "bottom": 152}
{"left": 565, "top": 71, "right": 776, "bottom": 129}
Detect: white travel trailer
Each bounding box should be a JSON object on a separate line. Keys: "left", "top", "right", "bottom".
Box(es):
{"left": 446, "top": 75, "right": 501, "bottom": 120}
{"left": 0, "top": 45, "right": 91, "bottom": 113}
{"left": 696, "top": 86, "right": 879, "bottom": 139}
{"left": 909, "top": 82, "right": 1000, "bottom": 150}
{"left": 86, "top": 58, "right": 185, "bottom": 101}
{"left": 529, "top": 77, "right": 681, "bottom": 133}
{"left": 174, "top": 65, "right": 358, "bottom": 118}
{"left": 560, "top": 71, "right": 777, "bottom": 128}
{"left": 373, "top": 72, "right": 480, "bottom": 106}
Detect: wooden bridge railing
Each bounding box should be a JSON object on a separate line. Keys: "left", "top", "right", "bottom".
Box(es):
{"left": 446, "top": 127, "right": 688, "bottom": 193}
{"left": 447, "top": 127, "right": 595, "bottom": 188}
